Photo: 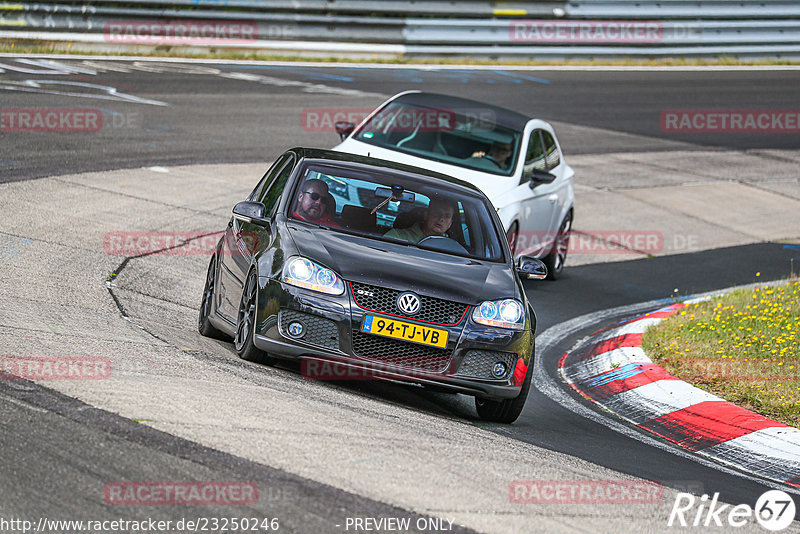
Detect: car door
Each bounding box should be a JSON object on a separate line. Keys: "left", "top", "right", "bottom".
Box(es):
{"left": 538, "top": 128, "right": 572, "bottom": 237}
{"left": 515, "top": 124, "right": 560, "bottom": 256}
{"left": 216, "top": 153, "right": 295, "bottom": 323}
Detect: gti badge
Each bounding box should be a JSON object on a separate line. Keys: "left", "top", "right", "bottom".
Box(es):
{"left": 396, "top": 292, "right": 421, "bottom": 315}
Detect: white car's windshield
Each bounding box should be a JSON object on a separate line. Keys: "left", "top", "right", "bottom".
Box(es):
{"left": 353, "top": 102, "right": 521, "bottom": 177}
{"left": 289, "top": 163, "right": 505, "bottom": 261}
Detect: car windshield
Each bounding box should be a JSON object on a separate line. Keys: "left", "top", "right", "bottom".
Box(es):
{"left": 353, "top": 101, "right": 521, "bottom": 177}
{"left": 289, "top": 163, "right": 505, "bottom": 261}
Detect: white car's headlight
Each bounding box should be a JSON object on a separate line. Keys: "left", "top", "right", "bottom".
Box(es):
{"left": 472, "top": 299, "right": 525, "bottom": 330}
{"left": 282, "top": 257, "right": 344, "bottom": 295}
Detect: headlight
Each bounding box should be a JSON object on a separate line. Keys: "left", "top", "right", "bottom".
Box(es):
{"left": 472, "top": 299, "right": 525, "bottom": 330}
{"left": 282, "top": 257, "right": 344, "bottom": 295}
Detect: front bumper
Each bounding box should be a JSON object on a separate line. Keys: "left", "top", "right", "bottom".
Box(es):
{"left": 253, "top": 278, "right": 533, "bottom": 400}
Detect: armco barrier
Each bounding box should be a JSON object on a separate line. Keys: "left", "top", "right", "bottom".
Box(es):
{"left": 2, "top": 1, "right": 800, "bottom": 59}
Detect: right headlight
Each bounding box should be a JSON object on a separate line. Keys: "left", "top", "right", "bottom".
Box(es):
{"left": 472, "top": 299, "right": 525, "bottom": 330}
{"left": 282, "top": 257, "right": 344, "bottom": 296}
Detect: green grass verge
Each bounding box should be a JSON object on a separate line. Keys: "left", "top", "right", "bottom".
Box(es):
{"left": 643, "top": 279, "right": 800, "bottom": 427}
{"left": 2, "top": 41, "right": 800, "bottom": 66}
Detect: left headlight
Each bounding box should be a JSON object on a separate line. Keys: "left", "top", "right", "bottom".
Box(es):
{"left": 472, "top": 299, "right": 525, "bottom": 330}
{"left": 282, "top": 257, "right": 345, "bottom": 295}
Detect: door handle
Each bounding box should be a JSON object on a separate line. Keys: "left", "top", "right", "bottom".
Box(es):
{"left": 548, "top": 194, "right": 558, "bottom": 203}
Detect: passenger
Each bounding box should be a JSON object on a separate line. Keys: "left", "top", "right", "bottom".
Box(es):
{"left": 293, "top": 179, "right": 339, "bottom": 227}
{"left": 471, "top": 140, "right": 513, "bottom": 169}
{"left": 384, "top": 197, "right": 455, "bottom": 243}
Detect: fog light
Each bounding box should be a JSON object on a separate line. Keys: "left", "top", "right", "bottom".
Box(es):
{"left": 287, "top": 321, "right": 305, "bottom": 338}
{"left": 492, "top": 362, "right": 507, "bottom": 379}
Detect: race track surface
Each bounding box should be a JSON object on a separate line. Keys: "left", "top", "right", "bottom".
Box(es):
{"left": 1, "top": 58, "right": 799, "bottom": 533}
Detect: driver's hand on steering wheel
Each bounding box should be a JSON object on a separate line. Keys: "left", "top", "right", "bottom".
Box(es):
{"left": 471, "top": 151, "right": 486, "bottom": 158}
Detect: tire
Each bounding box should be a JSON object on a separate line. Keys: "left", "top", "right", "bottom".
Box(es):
{"left": 542, "top": 211, "right": 572, "bottom": 281}
{"left": 234, "top": 270, "right": 270, "bottom": 363}
{"left": 474, "top": 358, "right": 533, "bottom": 424}
{"left": 198, "top": 255, "right": 228, "bottom": 340}
{"left": 505, "top": 222, "right": 519, "bottom": 257}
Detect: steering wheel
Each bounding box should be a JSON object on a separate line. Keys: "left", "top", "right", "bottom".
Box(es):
{"left": 417, "top": 235, "right": 469, "bottom": 255}
{"left": 482, "top": 154, "right": 503, "bottom": 168}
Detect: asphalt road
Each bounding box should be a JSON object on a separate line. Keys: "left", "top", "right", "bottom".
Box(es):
{"left": 2, "top": 58, "right": 799, "bottom": 182}
{"left": 1, "top": 57, "right": 799, "bottom": 533}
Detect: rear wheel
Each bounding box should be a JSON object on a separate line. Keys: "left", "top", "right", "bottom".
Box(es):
{"left": 234, "top": 270, "right": 270, "bottom": 363}
{"left": 198, "top": 255, "right": 227, "bottom": 340}
{"left": 474, "top": 359, "right": 533, "bottom": 424}
{"left": 542, "top": 211, "right": 572, "bottom": 281}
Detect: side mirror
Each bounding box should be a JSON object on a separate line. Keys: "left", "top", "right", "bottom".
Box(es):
{"left": 516, "top": 256, "right": 547, "bottom": 280}
{"left": 527, "top": 168, "right": 557, "bottom": 189}
{"left": 233, "top": 201, "right": 268, "bottom": 225}
{"left": 335, "top": 121, "right": 356, "bottom": 141}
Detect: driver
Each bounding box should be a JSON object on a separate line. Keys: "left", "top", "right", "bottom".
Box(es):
{"left": 384, "top": 197, "right": 455, "bottom": 243}
{"left": 471, "top": 140, "right": 512, "bottom": 169}
{"left": 293, "top": 179, "right": 339, "bottom": 227}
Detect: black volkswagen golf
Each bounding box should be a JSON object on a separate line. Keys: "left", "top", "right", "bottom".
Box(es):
{"left": 199, "top": 148, "right": 546, "bottom": 423}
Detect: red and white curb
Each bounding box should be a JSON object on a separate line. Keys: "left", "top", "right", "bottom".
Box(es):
{"left": 559, "top": 302, "right": 800, "bottom": 489}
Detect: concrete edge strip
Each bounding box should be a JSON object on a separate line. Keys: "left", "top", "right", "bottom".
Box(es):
{"left": 558, "top": 293, "right": 800, "bottom": 488}
{"left": 3, "top": 53, "right": 800, "bottom": 71}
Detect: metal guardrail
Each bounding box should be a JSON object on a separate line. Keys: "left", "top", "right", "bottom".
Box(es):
{"left": 2, "top": 1, "right": 800, "bottom": 58}
{"left": 565, "top": 0, "right": 800, "bottom": 19}
{"left": 15, "top": 0, "right": 555, "bottom": 17}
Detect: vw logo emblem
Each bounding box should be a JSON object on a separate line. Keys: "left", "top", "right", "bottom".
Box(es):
{"left": 396, "top": 292, "right": 421, "bottom": 316}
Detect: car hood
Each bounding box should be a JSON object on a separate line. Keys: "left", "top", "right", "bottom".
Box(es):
{"left": 333, "top": 139, "right": 519, "bottom": 204}
{"left": 287, "top": 223, "right": 518, "bottom": 305}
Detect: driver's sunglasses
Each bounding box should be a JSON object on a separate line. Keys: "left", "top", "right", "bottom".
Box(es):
{"left": 303, "top": 191, "right": 323, "bottom": 201}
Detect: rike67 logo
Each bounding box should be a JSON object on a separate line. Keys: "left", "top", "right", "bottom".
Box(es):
{"left": 668, "top": 490, "right": 796, "bottom": 531}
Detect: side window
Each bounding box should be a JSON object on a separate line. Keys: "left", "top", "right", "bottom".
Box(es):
{"left": 260, "top": 155, "right": 296, "bottom": 217}
{"left": 525, "top": 131, "right": 546, "bottom": 170}
{"left": 249, "top": 154, "right": 291, "bottom": 202}
{"left": 541, "top": 131, "right": 561, "bottom": 170}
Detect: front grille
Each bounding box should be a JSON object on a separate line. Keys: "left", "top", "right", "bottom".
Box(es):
{"left": 279, "top": 310, "right": 339, "bottom": 351}
{"left": 350, "top": 282, "right": 467, "bottom": 326}
{"left": 455, "top": 350, "right": 518, "bottom": 380}
{"left": 351, "top": 332, "right": 451, "bottom": 373}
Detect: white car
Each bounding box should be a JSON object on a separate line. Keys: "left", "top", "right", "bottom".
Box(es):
{"left": 333, "top": 91, "right": 574, "bottom": 279}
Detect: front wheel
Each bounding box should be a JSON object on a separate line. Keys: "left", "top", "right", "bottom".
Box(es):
{"left": 234, "top": 270, "right": 270, "bottom": 364}
{"left": 474, "top": 359, "right": 533, "bottom": 424}
{"left": 542, "top": 211, "right": 572, "bottom": 281}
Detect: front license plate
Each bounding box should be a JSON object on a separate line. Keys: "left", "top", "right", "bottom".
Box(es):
{"left": 361, "top": 315, "right": 448, "bottom": 348}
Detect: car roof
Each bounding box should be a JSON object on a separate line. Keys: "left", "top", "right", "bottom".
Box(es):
{"left": 392, "top": 91, "right": 531, "bottom": 131}
{"left": 290, "top": 147, "right": 491, "bottom": 198}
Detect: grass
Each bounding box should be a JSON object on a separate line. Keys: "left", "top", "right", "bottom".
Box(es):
{"left": 2, "top": 41, "right": 800, "bottom": 66}
{"left": 643, "top": 278, "right": 800, "bottom": 427}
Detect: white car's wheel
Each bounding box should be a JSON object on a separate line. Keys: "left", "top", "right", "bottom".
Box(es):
{"left": 543, "top": 212, "right": 572, "bottom": 280}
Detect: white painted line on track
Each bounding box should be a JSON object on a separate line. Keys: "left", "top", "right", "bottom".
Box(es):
{"left": 704, "top": 427, "right": 800, "bottom": 482}
{"left": 563, "top": 346, "right": 651, "bottom": 382}
{"left": 603, "top": 380, "right": 723, "bottom": 424}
